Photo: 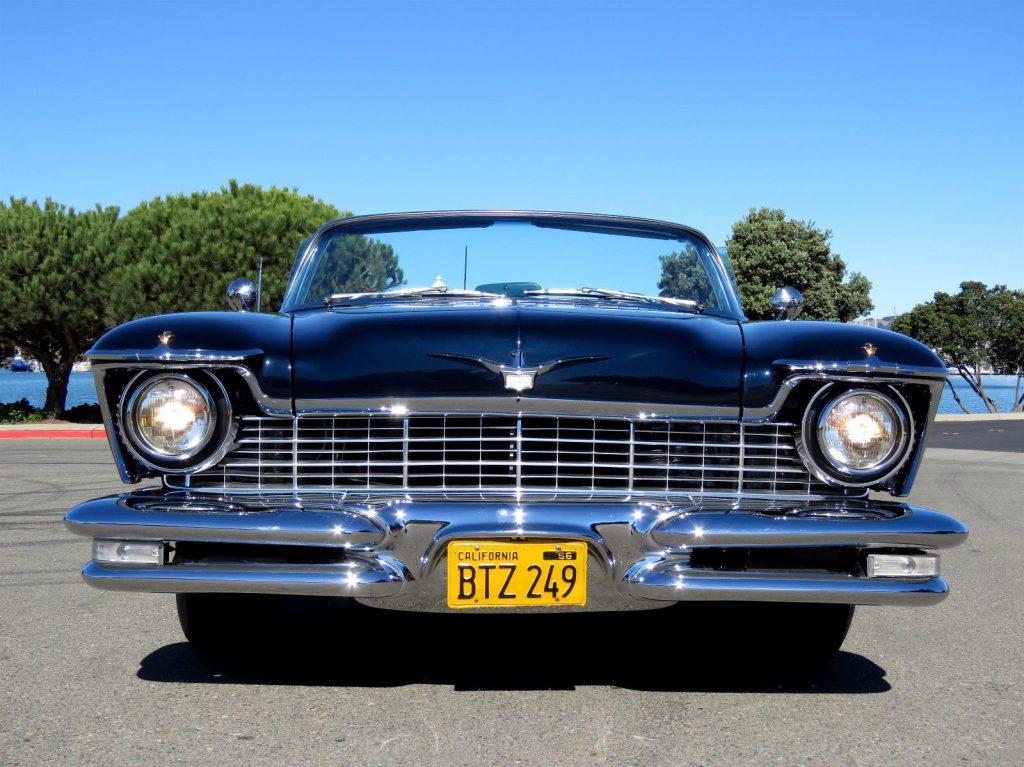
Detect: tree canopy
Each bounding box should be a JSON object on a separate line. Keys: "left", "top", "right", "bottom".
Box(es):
{"left": 109, "top": 181, "right": 399, "bottom": 317}
{"left": 704, "top": 208, "right": 874, "bottom": 321}
{"left": 893, "top": 282, "right": 1024, "bottom": 413}
{"left": 0, "top": 198, "right": 121, "bottom": 415}
{"left": 657, "top": 242, "right": 719, "bottom": 309}
{"left": 0, "top": 182, "right": 404, "bottom": 417}
{"left": 299, "top": 232, "right": 403, "bottom": 302}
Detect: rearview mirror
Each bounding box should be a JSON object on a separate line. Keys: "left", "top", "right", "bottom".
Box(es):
{"left": 227, "top": 278, "right": 258, "bottom": 312}
{"left": 771, "top": 286, "right": 804, "bottom": 320}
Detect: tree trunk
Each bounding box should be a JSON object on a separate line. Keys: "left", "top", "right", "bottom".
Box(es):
{"left": 955, "top": 368, "right": 985, "bottom": 412}
{"left": 1015, "top": 372, "right": 1023, "bottom": 413}
{"left": 947, "top": 380, "right": 971, "bottom": 414}
{"left": 973, "top": 368, "right": 998, "bottom": 413}
{"left": 958, "top": 363, "right": 998, "bottom": 413}
{"left": 40, "top": 356, "right": 75, "bottom": 419}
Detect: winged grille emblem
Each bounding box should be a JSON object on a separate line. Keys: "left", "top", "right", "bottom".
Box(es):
{"left": 429, "top": 351, "right": 609, "bottom": 392}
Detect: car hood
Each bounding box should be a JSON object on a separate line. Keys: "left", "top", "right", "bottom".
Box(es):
{"left": 291, "top": 303, "right": 743, "bottom": 413}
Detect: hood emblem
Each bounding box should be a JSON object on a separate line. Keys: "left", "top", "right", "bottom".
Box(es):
{"left": 430, "top": 352, "right": 609, "bottom": 393}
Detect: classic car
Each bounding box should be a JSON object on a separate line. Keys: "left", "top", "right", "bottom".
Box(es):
{"left": 65, "top": 210, "right": 967, "bottom": 666}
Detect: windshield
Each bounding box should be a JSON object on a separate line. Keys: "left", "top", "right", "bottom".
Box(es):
{"left": 284, "top": 215, "right": 739, "bottom": 315}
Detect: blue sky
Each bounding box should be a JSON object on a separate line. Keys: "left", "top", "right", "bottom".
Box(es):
{"left": 1, "top": 0, "right": 1020, "bottom": 316}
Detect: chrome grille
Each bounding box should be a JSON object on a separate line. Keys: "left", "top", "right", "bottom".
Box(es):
{"left": 169, "top": 414, "right": 836, "bottom": 499}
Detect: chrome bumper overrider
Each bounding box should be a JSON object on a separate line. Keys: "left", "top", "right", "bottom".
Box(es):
{"left": 64, "top": 491, "right": 968, "bottom": 608}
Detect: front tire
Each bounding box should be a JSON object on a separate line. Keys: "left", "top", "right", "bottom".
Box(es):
{"left": 176, "top": 593, "right": 287, "bottom": 662}
{"left": 667, "top": 602, "right": 854, "bottom": 673}
{"left": 731, "top": 602, "right": 855, "bottom": 668}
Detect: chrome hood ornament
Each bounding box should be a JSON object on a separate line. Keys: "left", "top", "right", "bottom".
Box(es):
{"left": 430, "top": 351, "right": 610, "bottom": 392}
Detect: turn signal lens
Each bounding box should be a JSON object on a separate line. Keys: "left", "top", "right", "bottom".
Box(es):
{"left": 866, "top": 553, "right": 938, "bottom": 578}
{"left": 817, "top": 391, "right": 903, "bottom": 473}
{"left": 93, "top": 539, "right": 164, "bottom": 565}
{"left": 131, "top": 376, "right": 215, "bottom": 458}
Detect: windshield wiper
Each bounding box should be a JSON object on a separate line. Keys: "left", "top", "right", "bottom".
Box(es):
{"left": 325, "top": 286, "right": 502, "bottom": 306}
{"left": 522, "top": 287, "right": 703, "bottom": 313}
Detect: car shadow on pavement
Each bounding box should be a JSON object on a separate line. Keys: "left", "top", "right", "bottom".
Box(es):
{"left": 136, "top": 600, "right": 891, "bottom": 694}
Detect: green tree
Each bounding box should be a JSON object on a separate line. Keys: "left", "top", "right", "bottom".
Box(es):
{"left": 657, "top": 242, "right": 719, "bottom": 309}
{"left": 110, "top": 181, "right": 401, "bottom": 318}
{"left": 0, "top": 198, "right": 121, "bottom": 416}
{"left": 1, "top": 182, "right": 403, "bottom": 417}
{"left": 713, "top": 208, "right": 873, "bottom": 321}
{"left": 300, "top": 232, "right": 403, "bottom": 301}
{"left": 893, "top": 282, "right": 1021, "bottom": 413}
{"left": 991, "top": 289, "right": 1024, "bottom": 411}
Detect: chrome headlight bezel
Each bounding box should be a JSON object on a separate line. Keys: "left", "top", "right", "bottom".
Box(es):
{"left": 120, "top": 371, "right": 234, "bottom": 473}
{"left": 797, "top": 384, "right": 914, "bottom": 488}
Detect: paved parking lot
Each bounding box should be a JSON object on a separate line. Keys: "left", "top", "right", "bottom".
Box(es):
{"left": 1, "top": 440, "right": 1021, "bottom": 766}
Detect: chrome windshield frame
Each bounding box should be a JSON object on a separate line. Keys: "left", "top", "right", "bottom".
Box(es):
{"left": 280, "top": 210, "right": 746, "bottom": 319}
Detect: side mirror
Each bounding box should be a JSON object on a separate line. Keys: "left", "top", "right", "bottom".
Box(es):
{"left": 771, "top": 286, "right": 804, "bottom": 321}
{"left": 227, "top": 278, "right": 258, "bottom": 312}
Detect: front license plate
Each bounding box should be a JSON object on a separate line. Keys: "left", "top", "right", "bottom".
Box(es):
{"left": 446, "top": 541, "right": 587, "bottom": 608}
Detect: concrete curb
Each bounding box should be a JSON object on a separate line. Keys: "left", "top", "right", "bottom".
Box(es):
{"left": 0, "top": 424, "right": 107, "bottom": 439}
{"left": 935, "top": 413, "right": 1024, "bottom": 422}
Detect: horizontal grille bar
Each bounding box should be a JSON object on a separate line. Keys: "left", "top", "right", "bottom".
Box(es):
{"left": 169, "top": 414, "right": 837, "bottom": 500}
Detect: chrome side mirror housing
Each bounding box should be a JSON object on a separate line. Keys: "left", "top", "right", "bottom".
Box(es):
{"left": 771, "top": 286, "right": 805, "bottom": 320}
{"left": 226, "top": 278, "right": 258, "bottom": 312}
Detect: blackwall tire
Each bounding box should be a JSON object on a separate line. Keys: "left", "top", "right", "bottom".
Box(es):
{"left": 175, "top": 593, "right": 286, "bottom": 662}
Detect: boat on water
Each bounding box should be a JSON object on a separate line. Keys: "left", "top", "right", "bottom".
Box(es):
{"left": 9, "top": 357, "right": 31, "bottom": 373}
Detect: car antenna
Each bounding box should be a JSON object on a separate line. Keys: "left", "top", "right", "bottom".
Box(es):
{"left": 463, "top": 245, "right": 468, "bottom": 290}
{"left": 256, "top": 255, "right": 263, "bottom": 312}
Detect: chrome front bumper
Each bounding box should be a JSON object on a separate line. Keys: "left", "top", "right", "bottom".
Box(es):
{"left": 64, "top": 491, "right": 968, "bottom": 609}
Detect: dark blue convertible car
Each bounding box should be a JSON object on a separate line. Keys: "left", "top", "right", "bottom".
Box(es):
{"left": 65, "top": 210, "right": 967, "bottom": 665}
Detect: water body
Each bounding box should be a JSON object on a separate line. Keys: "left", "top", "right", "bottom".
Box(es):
{"left": 940, "top": 374, "right": 1020, "bottom": 414}
{"left": 0, "top": 371, "right": 99, "bottom": 409}
{"left": 0, "top": 370, "right": 1020, "bottom": 415}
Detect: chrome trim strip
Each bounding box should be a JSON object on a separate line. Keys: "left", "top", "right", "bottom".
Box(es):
{"left": 743, "top": 370, "right": 946, "bottom": 422}
{"left": 774, "top": 359, "right": 948, "bottom": 379}
{"left": 87, "top": 349, "right": 264, "bottom": 363}
{"left": 91, "top": 366, "right": 131, "bottom": 482}
{"left": 65, "top": 498, "right": 388, "bottom": 549}
{"left": 92, "top": 361, "right": 292, "bottom": 417}
{"left": 81, "top": 560, "right": 405, "bottom": 598}
{"left": 650, "top": 507, "right": 968, "bottom": 550}
{"left": 159, "top": 486, "right": 845, "bottom": 502}
{"left": 295, "top": 396, "right": 739, "bottom": 419}
{"left": 625, "top": 568, "right": 949, "bottom": 606}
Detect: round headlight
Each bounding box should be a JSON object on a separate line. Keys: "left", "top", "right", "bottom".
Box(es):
{"left": 806, "top": 388, "right": 911, "bottom": 483}
{"left": 127, "top": 375, "right": 216, "bottom": 460}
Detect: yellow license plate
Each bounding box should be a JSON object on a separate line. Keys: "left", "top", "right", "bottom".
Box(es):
{"left": 446, "top": 541, "right": 587, "bottom": 608}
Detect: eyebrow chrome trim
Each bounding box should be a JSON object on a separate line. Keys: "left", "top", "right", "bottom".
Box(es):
{"left": 91, "top": 360, "right": 292, "bottom": 417}
{"left": 87, "top": 349, "right": 264, "bottom": 363}
{"left": 743, "top": 367, "right": 947, "bottom": 422}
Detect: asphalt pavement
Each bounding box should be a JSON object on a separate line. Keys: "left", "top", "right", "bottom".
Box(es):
{"left": 1, "top": 440, "right": 1021, "bottom": 766}
{"left": 927, "top": 419, "right": 1024, "bottom": 453}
